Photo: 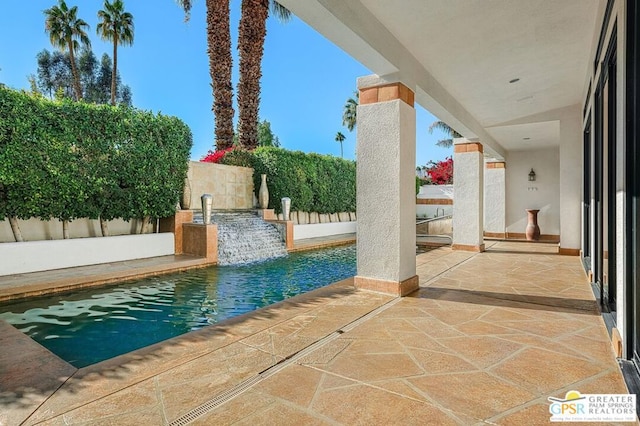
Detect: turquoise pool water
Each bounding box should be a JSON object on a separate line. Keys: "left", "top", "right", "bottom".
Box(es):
{"left": 0, "top": 245, "right": 355, "bottom": 368}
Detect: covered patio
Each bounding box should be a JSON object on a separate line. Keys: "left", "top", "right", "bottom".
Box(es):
{"left": 278, "top": 0, "right": 640, "bottom": 394}
{"left": 3, "top": 242, "right": 629, "bottom": 425}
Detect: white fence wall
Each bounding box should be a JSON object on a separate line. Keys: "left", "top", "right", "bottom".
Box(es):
{"left": 294, "top": 222, "right": 357, "bottom": 240}
{"left": 0, "top": 233, "right": 174, "bottom": 276}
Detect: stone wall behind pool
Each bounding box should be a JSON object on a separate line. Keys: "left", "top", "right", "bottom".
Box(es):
{"left": 185, "top": 161, "right": 254, "bottom": 210}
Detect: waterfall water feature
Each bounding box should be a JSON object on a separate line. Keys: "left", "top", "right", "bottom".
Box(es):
{"left": 194, "top": 211, "right": 288, "bottom": 265}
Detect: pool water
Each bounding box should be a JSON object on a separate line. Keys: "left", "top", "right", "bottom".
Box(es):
{"left": 0, "top": 244, "right": 356, "bottom": 368}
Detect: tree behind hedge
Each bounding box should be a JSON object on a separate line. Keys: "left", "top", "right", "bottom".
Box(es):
{"left": 0, "top": 87, "right": 191, "bottom": 240}
{"left": 35, "top": 48, "right": 133, "bottom": 106}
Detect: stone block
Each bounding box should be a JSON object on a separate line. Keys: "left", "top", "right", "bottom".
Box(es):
{"left": 329, "top": 213, "right": 339, "bottom": 222}
{"left": 359, "top": 87, "right": 379, "bottom": 105}
{"left": 182, "top": 223, "right": 217, "bottom": 262}
{"left": 319, "top": 214, "right": 330, "bottom": 223}
{"left": 257, "top": 209, "right": 275, "bottom": 220}
{"left": 235, "top": 196, "right": 247, "bottom": 209}
{"left": 298, "top": 211, "right": 309, "bottom": 225}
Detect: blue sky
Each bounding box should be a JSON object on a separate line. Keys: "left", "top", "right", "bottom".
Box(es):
{"left": 0, "top": 0, "right": 452, "bottom": 165}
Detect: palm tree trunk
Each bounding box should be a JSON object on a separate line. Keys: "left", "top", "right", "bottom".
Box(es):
{"left": 8, "top": 216, "right": 23, "bottom": 242}
{"left": 111, "top": 34, "right": 118, "bottom": 105}
{"left": 67, "top": 37, "right": 83, "bottom": 101}
{"left": 237, "top": 0, "right": 269, "bottom": 150}
{"left": 63, "top": 220, "right": 70, "bottom": 239}
{"left": 207, "top": 0, "right": 234, "bottom": 150}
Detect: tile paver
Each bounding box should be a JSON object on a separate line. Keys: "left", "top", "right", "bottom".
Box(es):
{"left": 0, "top": 240, "right": 636, "bottom": 425}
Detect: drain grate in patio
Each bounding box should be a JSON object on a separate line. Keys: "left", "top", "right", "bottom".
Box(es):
{"left": 168, "top": 296, "right": 402, "bottom": 426}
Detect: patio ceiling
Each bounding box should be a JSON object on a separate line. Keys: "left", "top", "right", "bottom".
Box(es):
{"left": 281, "top": 0, "right": 601, "bottom": 159}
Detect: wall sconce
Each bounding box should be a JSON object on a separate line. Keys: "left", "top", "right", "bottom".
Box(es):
{"left": 528, "top": 168, "right": 536, "bottom": 182}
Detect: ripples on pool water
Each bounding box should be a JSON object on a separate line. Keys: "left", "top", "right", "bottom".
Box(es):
{"left": 0, "top": 245, "right": 356, "bottom": 367}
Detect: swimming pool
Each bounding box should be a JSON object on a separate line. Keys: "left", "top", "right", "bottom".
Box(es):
{"left": 0, "top": 244, "right": 355, "bottom": 368}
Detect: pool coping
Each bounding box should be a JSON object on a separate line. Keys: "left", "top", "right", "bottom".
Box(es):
{"left": 0, "top": 235, "right": 359, "bottom": 425}
{"left": 0, "top": 255, "right": 213, "bottom": 302}
{"left": 2, "top": 277, "right": 393, "bottom": 426}
{"left": 0, "top": 234, "right": 356, "bottom": 303}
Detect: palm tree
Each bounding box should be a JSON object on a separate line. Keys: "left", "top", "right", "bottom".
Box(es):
{"left": 335, "top": 131, "right": 346, "bottom": 158}
{"left": 97, "top": 0, "right": 134, "bottom": 106}
{"left": 237, "top": 1, "right": 291, "bottom": 149}
{"left": 342, "top": 92, "right": 358, "bottom": 132}
{"left": 177, "top": 0, "right": 234, "bottom": 150}
{"left": 44, "top": 0, "right": 91, "bottom": 101}
{"left": 428, "top": 120, "right": 461, "bottom": 148}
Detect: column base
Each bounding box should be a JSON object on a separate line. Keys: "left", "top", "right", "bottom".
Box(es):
{"left": 612, "top": 328, "right": 623, "bottom": 358}
{"left": 452, "top": 243, "right": 485, "bottom": 252}
{"left": 354, "top": 275, "right": 419, "bottom": 297}
{"left": 484, "top": 232, "right": 505, "bottom": 239}
{"left": 558, "top": 247, "right": 580, "bottom": 256}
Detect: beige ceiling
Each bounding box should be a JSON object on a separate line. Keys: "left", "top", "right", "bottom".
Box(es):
{"left": 279, "top": 0, "right": 601, "bottom": 159}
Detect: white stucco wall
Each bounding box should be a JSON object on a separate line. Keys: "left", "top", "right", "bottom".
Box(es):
{"left": 0, "top": 233, "right": 174, "bottom": 276}
{"left": 294, "top": 222, "right": 357, "bottom": 240}
{"left": 505, "top": 148, "right": 560, "bottom": 236}
{"left": 416, "top": 184, "right": 453, "bottom": 218}
{"left": 356, "top": 89, "right": 416, "bottom": 283}
{"left": 418, "top": 185, "right": 453, "bottom": 199}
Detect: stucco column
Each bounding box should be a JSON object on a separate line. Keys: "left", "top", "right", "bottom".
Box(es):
{"left": 484, "top": 161, "right": 506, "bottom": 238}
{"left": 354, "top": 75, "right": 418, "bottom": 297}
{"left": 559, "top": 107, "right": 582, "bottom": 255}
{"left": 453, "top": 140, "right": 485, "bottom": 251}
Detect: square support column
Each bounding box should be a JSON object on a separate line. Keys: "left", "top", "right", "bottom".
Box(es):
{"left": 354, "top": 76, "right": 418, "bottom": 297}
{"left": 453, "top": 141, "right": 485, "bottom": 252}
{"left": 559, "top": 107, "right": 582, "bottom": 256}
{"left": 484, "top": 161, "right": 506, "bottom": 239}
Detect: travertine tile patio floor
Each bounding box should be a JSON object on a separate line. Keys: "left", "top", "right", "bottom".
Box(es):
{"left": 1, "top": 241, "right": 635, "bottom": 425}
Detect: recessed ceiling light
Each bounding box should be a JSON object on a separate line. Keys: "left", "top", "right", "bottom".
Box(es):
{"left": 523, "top": 137, "right": 531, "bottom": 140}
{"left": 509, "top": 78, "right": 520, "bottom": 83}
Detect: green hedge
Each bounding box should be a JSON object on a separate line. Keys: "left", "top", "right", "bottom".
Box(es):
{"left": 222, "top": 147, "right": 356, "bottom": 214}
{"left": 0, "top": 87, "right": 192, "bottom": 223}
